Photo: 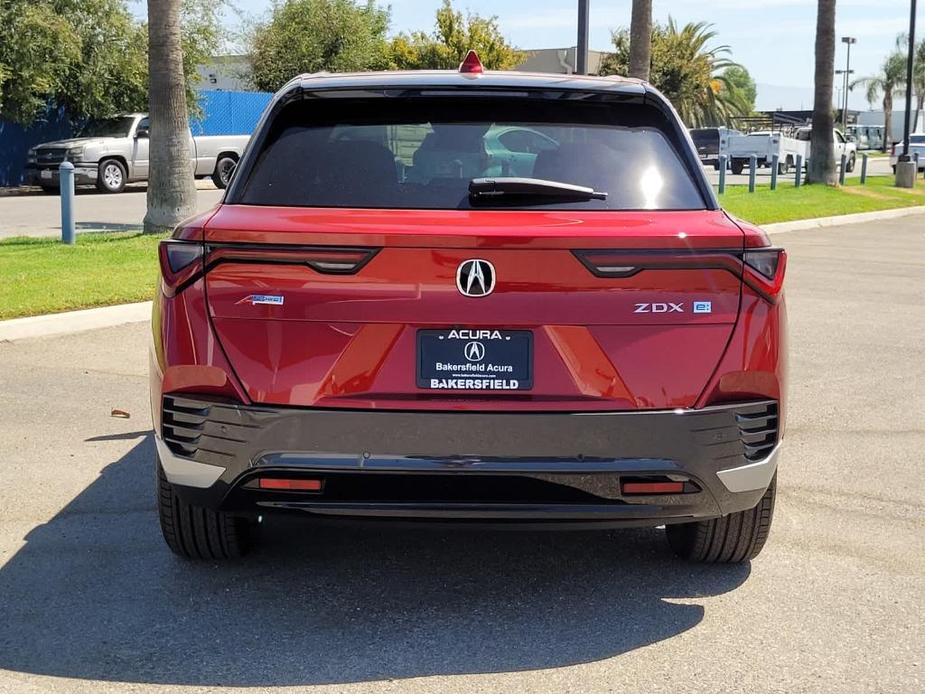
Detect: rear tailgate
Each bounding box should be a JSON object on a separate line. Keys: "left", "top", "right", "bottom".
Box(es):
{"left": 203, "top": 206, "right": 744, "bottom": 411}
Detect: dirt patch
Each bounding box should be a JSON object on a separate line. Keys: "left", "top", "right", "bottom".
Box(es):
{"left": 841, "top": 186, "right": 892, "bottom": 200}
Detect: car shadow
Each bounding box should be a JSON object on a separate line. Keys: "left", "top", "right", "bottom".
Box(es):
{"left": 0, "top": 435, "right": 751, "bottom": 687}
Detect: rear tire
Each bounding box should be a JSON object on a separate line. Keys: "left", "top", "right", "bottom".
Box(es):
{"left": 156, "top": 454, "right": 252, "bottom": 560}
{"left": 731, "top": 159, "right": 745, "bottom": 175}
{"left": 846, "top": 153, "right": 856, "bottom": 173}
{"left": 39, "top": 185, "right": 58, "bottom": 194}
{"left": 666, "top": 474, "right": 776, "bottom": 563}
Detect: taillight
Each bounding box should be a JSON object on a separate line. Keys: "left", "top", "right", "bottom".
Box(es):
{"left": 158, "top": 239, "right": 204, "bottom": 297}
{"left": 742, "top": 248, "right": 787, "bottom": 302}
{"left": 573, "top": 247, "right": 786, "bottom": 304}
{"left": 891, "top": 142, "right": 896, "bottom": 155}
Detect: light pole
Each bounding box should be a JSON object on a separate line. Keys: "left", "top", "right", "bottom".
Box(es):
{"left": 900, "top": 0, "right": 917, "bottom": 159}
{"left": 840, "top": 36, "right": 857, "bottom": 131}
{"left": 577, "top": 0, "right": 590, "bottom": 75}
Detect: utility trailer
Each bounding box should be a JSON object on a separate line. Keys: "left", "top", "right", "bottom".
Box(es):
{"left": 726, "top": 131, "right": 808, "bottom": 175}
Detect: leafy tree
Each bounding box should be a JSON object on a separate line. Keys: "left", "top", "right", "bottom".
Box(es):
{"left": 247, "top": 0, "right": 391, "bottom": 92}
{"left": 145, "top": 0, "right": 197, "bottom": 233}
{"left": 388, "top": 0, "right": 522, "bottom": 71}
{"left": 0, "top": 0, "right": 221, "bottom": 127}
{"left": 722, "top": 65, "right": 757, "bottom": 114}
{"left": 600, "top": 18, "right": 749, "bottom": 127}
{"left": 852, "top": 51, "right": 906, "bottom": 153}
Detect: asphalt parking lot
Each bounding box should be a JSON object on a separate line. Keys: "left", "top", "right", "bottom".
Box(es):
{"left": 702, "top": 152, "right": 893, "bottom": 187}
{"left": 0, "top": 217, "right": 923, "bottom": 693}
{"left": 0, "top": 181, "right": 223, "bottom": 239}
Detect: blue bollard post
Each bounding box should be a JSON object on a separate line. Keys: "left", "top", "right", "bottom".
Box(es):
{"left": 860, "top": 153, "right": 868, "bottom": 184}
{"left": 718, "top": 155, "right": 727, "bottom": 194}
{"left": 839, "top": 154, "right": 847, "bottom": 185}
{"left": 770, "top": 154, "right": 779, "bottom": 191}
{"left": 795, "top": 155, "right": 803, "bottom": 188}
{"left": 748, "top": 155, "right": 757, "bottom": 193}
{"left": 59, "top": 161, "right": 75, "bottom": 245}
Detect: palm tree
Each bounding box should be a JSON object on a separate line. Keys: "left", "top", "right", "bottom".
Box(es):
{"left": 600, "top": 19, "right": 749, "bottom": 126}
{"left": 809, "top": 0, "right": 836, "bottom": 185}
{"left": 895, "top": 33, "right": 925, "bottom": 136}
{"left": 852, "top": 52, "right": 907, "bottom": 153}
{"left": 628, "top": 0, "right": 652, "bottom": 81}
{"left": 144, "top": 0, "right": 197, "bottom": 234}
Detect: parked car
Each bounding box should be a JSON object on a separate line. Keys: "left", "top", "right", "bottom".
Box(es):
{"left": 794, "top": 127, "right": 857, "bottom": 172}
{"left": 24, "top": 114, "right": 249, "bottom": 193}
{"left": 689, "top": 127, "right": 739, "bottom": 169}
{"left": 889, "top": 134, "right": 925, "bottom": 171}
{"left": 151, "top": 54, "right": 787, "bottom": 564}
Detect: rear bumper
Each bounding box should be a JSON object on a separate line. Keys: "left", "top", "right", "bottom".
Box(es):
{"left": 156, "top": 396, "right": 781, "bottom": 526}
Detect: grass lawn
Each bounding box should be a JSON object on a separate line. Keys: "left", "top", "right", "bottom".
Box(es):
{"left": 0, "top": 231, "right": 166, "bottom": 320}
{"left": 721, "top": 175, "right": 925, "bottom": 225}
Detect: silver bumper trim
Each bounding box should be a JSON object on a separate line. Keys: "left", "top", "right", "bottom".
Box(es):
{"left": 155, "top": 434, "right": 226, "bottom": 488}
{"left": 716, "top": 444, "right": 781, "bottom": 493}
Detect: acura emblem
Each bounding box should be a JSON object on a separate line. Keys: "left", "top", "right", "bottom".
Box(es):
{"left": 456, "top": 259, "right": 495, "bottom": 297}
{"left": 464, "top": 341, "right": 486, "bottom": 362}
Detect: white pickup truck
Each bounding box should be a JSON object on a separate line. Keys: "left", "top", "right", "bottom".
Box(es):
{"left": 25, "top": 113, "right": 249, "bottom": 193}
{"left": 726, "top": 128, "right": 856, "bottom": 175}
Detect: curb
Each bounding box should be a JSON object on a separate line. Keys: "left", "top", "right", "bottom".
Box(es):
{"left": 763, "top": 205, "right": 925, "bottom": 233}
{"left": 0, "top": 301, "right": 151, "bottom": 343}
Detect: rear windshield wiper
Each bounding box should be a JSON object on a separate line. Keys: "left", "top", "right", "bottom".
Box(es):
{"left": 468, "top": 177, "right": 608, "bottom": 202}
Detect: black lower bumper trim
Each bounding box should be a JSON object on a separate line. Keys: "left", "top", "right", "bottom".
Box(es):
{"left": 161, "top": 396, "right": 777, "bottom": 523}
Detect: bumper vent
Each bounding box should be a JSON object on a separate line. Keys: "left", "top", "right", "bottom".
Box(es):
{"left": 735, "top": 402, "right": 779, "bottom": 461}
{"left": 161, "top": 395, "right": 252, "bottom": 465}
{"left": 162, "top": 396, "right": 210, "bottom": 457}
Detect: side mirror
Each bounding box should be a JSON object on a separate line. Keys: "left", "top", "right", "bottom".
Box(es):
{"left": 135, "top": 128, "right": 149, "bottom": 139}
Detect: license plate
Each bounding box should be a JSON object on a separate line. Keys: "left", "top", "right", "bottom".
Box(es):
{"left": 40, "top": 170, "right": 53, "bottom": 180}
{"left": 417, "top": 329, "right": 533, "bottom": 390}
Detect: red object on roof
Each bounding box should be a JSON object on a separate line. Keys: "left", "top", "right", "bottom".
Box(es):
{"left": 459, "top": 50, "right": 484, "bottom": 74}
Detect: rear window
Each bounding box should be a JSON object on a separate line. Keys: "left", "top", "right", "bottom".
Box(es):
{"left": 236, "top": 97, "right": 705, "bottom": 211}
{"left": 690, "top": 128, "right": 719, "bottom": 149}
{"left": 911, "top": 135, "right": 925, "bottom": 144}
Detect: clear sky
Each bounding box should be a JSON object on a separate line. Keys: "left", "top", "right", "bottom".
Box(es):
{"left": 130, "top": 0, "right": 923, "bottom": 111}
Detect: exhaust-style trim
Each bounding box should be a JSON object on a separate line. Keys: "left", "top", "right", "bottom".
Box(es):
{"left": 155, "top": 435, "right": 226, "bottom": 488}
{"left": 716, "top": 443, "right": 781, "bottom": 493}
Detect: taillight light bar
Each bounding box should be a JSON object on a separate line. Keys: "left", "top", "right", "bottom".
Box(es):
{"left": 158, "top": 240, "right": 379, "bottom": 297}
{"left": 205, "top": 245, "right": 378, "bottom": 275}
{"left": 573, "top": 247, "right": 787, "bottom": 304}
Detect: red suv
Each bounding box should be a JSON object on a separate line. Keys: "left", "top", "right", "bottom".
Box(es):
{"left": 151, "top": 57, "right": 786, "bottom": 563}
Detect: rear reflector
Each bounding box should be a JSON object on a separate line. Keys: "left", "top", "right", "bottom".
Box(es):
{"left": 622, "top": 481, "right": 684, "bottom": 495}
{"left": 258, "top": 478, "right": 323, "bottom": 491}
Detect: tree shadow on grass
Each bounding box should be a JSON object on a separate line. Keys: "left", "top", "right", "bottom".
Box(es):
{"left": 0, "top": 435, "right": 750, "bottom": 687}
